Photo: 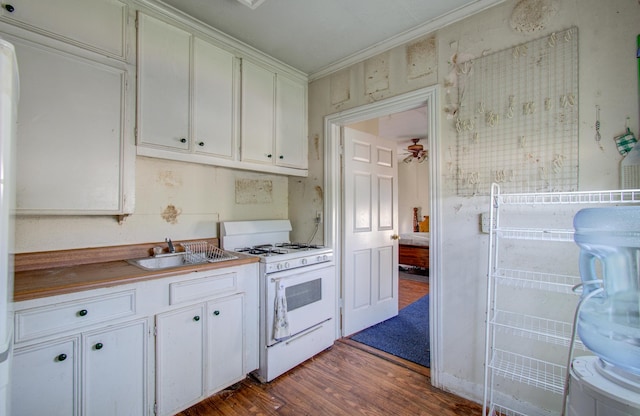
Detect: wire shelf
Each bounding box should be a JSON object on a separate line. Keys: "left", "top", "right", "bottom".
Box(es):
{"left": 180, "top": 241, "right": 238, "bottom": 263}
{"left": 489, "top": 349, "right": 565, "bottom": 395}
{"left": 493, "top": 268, "right": 581, "bottom": 293}
{"left": 498, "top": 189, "right": 640, "bottom": 206}
{"left": 492, "top": 310, "right": 586, "bottom": 351}
{"left": 488, "top": 403, "right": 528, "bottom": 416}
{"left": 496, "top": 227, "right": 574, "bottom": 242}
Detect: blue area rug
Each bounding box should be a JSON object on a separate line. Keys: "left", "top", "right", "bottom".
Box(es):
{"left": 350, "top": 295, "right": 430, "bottom": 367}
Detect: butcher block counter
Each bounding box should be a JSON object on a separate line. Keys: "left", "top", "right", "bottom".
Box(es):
{"left": 14, "top": 238, "right": 259, "bottom": 301}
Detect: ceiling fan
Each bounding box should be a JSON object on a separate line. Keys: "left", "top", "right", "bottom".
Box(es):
{"left": 402, "top": 138, "right": 428, "bottom": 163}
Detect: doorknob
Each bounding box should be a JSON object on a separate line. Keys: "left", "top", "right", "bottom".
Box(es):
{"left": 391, "top": 234, "right": 399, "bottom": 240}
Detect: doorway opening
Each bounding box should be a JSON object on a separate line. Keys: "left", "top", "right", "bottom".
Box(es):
{"left": 323, "top": 85, "right": 443, "bottom": 385}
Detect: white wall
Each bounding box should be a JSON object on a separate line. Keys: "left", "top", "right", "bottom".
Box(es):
{"left": 398, "top": 160, "right": 429, "bottom": 234}
{"left": 295, "top": 0, "right": 640, "bottom": 407}
{"left": 16, "top": 157, "right": 289, "bottom": 252}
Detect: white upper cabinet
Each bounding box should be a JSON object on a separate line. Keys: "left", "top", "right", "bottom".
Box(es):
{"left": 137, "top": 12, "right": 191, "bottom": 151}
{"left": 193, "top": 37, "right": 237, "bottom": 160}
{"left": 241, "top": 59, "right": 308, "bottom": 173}
{"left": 276, "top": 72, "right": 307, "bottom": 170}
{"left": 137, "top": 12, "right": 238, "bottom": 163}
{"left": 137, "top": 10, "right": 307, "bottom": 176}
{"left": 240, "top": 60, "right": 275, "bottom": 164}
{"left": 0, "top": 0, "right": 135, "bottom": 215}
{"left": 0, "top": 0, "right": 130, "bottom": 60}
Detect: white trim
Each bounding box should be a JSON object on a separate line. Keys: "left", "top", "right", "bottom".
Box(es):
{"left": 324, "top": 86, "right": 443, "bottom": 387}
{"left": 309, "top": 0, "right": 506, "bottom": 81}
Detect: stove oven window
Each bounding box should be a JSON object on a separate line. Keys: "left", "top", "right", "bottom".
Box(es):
{"left": 285, "top": 279, "right": 322, "bottom": 312}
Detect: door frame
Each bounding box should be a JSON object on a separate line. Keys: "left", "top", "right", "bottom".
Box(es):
{"left": 323, "top": 85, "right": 443, "bottom": 387}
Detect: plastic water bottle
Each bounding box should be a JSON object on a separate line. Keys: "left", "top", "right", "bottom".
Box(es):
{"left": 574, "top": 206, "right": 640, "bottom": 375}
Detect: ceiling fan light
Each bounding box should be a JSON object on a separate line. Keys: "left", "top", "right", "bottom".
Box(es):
{"left": 417, "top": 152, "right": 428, "bottom": 163}
{"left": 403, "top": 154, "right": 414, "bottom": 164}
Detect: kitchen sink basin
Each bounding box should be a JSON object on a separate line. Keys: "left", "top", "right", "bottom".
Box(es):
{"left": 127, "top": 246, "right": 239, "bottom": 271}
{"left": 127, "top": 253, "right": 206, "bottom": 271}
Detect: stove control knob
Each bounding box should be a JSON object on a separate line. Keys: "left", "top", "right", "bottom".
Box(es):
{"left": 301, "top": 258, "right": 308, "bottom": 265}
{"left": 284, "top": 262, "right": 290, "bottom": 269}
{"left": 277, "top": 263, "right": 283, "bottom": 270}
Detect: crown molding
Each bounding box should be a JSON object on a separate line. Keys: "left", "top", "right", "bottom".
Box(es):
{"left": 308, "top": 0, "right": 505, "bottom": 82}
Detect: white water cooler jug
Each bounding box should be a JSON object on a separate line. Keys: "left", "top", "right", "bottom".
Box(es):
{"left": 568, "top": 206, "right": 640, "bottom": 416}
{"left": 573, "top": 206, "right": 640, "bottom": 373}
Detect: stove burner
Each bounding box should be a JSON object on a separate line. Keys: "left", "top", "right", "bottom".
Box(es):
{"left": 276, "top": 242, "right": 325, "bottom": 250}
{"left": 234, "top": 246, "right": 289, "bottom": 256}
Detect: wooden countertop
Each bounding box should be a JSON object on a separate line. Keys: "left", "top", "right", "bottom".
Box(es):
{"left": 13, "top": 238, "right": 259, "bottom": 302}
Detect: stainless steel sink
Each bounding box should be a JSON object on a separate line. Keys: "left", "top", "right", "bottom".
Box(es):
{"left": 127, "top": 253, "right": 207, "bottom": 271}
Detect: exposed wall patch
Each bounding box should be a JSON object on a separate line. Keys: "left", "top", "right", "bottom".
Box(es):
{"left": 158, "top": 170, "right": 182, "bottom": 187}
{"left": 364, "top": 52, "right": 390, "bottom": 95}
{"left": 235, "top": 178, "right": 273, "bottom": 204}
{"left": 314, "top": 185, "right": 324, "bottom": 203}
{"left": 407, "top": 36, "right": 437, "bottom": 80}
{"left": 330, "top": 69, "right": 351, "bottom": 105}
{"left": 161, "top": 204, "right": 181, "bottom": 224}
{"left": 510, "top": 0, "right": 559, "bottom": 32}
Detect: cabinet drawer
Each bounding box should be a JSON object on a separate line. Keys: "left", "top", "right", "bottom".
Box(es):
{"left": 15, "top": 290, "right": 136, "bottom": 343}
{"left": 169, "top": 272, "right": 237, "bottom": 305}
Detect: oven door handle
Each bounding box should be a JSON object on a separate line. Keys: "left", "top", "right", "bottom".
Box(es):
{"left": 284, "top": 318, "right": 332, "bottom": 346}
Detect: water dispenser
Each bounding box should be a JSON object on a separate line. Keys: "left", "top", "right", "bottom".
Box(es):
{"left": 566, "top": 206, "right": 640, "bottom": 416}
{"left": 573, "top": 206, "right": 640, "bottom": 374}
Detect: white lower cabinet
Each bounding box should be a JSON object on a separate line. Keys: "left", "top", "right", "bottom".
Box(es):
{"left": 11, "top": 319, "right": 148, "bottom": 416}
{"left": 156, "top": 293, "right": 245, "bottom": 416}
{"left": 12, "top": 337, "right": 79, "bottom": 415}
{"left": 83, "top": 320, "right": 148, "bottom": 416}
{"left": 155, "top": 303, "right": 206, "bottom": 416}
{"left": 11, "top": 262, "right": 259, "bottom": 416}
{"left": 207, "top": 295, "right": 244, "bottom": 394}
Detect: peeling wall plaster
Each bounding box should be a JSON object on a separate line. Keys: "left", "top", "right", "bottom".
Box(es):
{"left": 330, "top": 69, "right": 351, "bottom": 105}
{"left": 161, "top": 204, "right": 181, "bottom": 224}
{"left": 235, "top": 178, "right": 273, "bottom": 204}
{"left": 510, "top": 0, "right": 559, "bottom": 32}
{"left": 407, "top": 36, "right": 437, "bottom": 80}
{"left": 364, "top": 52, "right": 390, "bottom": 95}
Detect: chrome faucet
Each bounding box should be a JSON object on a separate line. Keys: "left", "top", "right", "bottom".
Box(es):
{"left": 165, "top": 238, "right": 175, "bottom": 253}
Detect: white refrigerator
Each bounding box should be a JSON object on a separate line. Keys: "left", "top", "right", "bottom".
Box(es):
{"left": 0, "top": 37, "right": 18, "bottom": 416}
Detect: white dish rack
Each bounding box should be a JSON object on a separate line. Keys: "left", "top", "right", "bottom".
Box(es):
{"left": 180, "top": 241, "right": 238, "bottom": 263}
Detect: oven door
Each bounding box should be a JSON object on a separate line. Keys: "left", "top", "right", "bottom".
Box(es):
{"left": 265, "top": 263, "right": 335, "bottom": 346}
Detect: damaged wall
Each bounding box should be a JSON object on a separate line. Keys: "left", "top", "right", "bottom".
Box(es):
{"left": 298, "top": 0, "right": 640, "bottom": 408}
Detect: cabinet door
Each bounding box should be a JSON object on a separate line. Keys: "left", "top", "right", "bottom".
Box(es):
{"left": 193, "top": 37, "right": 237, "bottom": 160}
{"left": 12, "top": 337, "right": 79, "bottom": 416}
{"left": 241, "top": 60, "right": 275, "bottom": 164}
{"left": 0, "top": 0, "right": 129, "bottom": 59}
{"left": 137, "top": 12, "right": 190, "bottom": 150}
{"left": 207, "top": 294, "right": 244, "bottom": 393}
{"left": 83, "top": 319, "right": 148, "bottom": 416}
{"left": 275, "top": 74, "right": 307, "bottom": 169}
{"left": 10, "top": 35, "right": 132, "bottom": 214}
{"left": 156, "top": 304, "right": 205, "bottom": 416}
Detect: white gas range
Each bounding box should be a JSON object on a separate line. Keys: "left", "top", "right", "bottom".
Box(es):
{"left": 220, "top": 220, "right": 336, "bottom": 382}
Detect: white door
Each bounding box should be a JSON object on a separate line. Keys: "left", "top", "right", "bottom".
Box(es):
{"left": 342, "top": 127, "right": 399, "bottom": 336}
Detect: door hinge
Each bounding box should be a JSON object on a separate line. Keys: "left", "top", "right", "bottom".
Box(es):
{"left": 153, "top": 402, "right": 158, "bottom": 415}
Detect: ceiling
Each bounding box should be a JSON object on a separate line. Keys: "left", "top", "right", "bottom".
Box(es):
{"left": 160, "top": 0, "right": 504, "bottom": 78}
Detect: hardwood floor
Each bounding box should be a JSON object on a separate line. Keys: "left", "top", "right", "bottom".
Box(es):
{"left": 176, "top": 273, "right": 476, "bottom": 416}
{"left": 178, "top": 341, "right": 481, "bottom": 416}
{"left": 398, "top": 271, "right": 429, "bottom": 310}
